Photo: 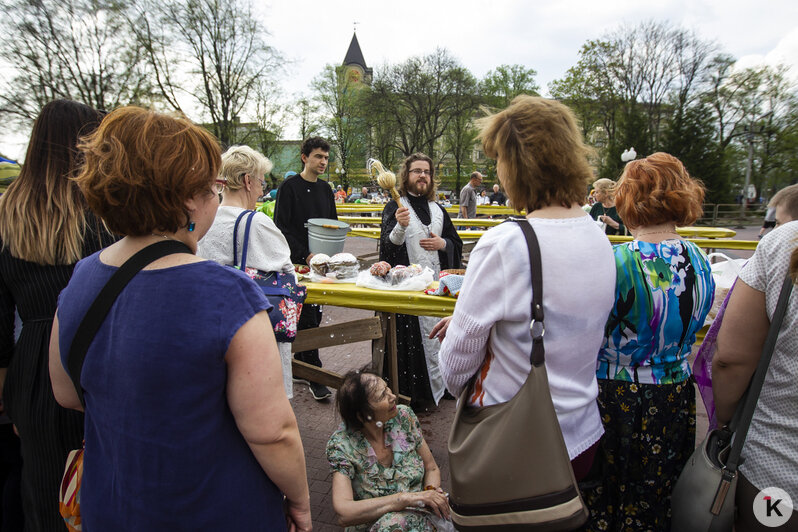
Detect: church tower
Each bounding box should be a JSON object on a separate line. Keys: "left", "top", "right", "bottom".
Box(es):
{"left": 342, "top": 32, "right": 372, "bottom": 86}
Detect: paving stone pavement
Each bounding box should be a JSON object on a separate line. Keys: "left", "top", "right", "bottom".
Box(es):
{"left": 293, "top": 229, "right": 757, "bottom": 530}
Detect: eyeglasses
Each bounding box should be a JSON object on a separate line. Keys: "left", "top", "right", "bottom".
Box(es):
{"left": 211, "top": 179, "right": 226, "bottom": 195}
{"left": 243, "top": 173, "right": 267, "bottom": 190}
{"left": 409, "top": 169, "right": 431, "bottom": 176}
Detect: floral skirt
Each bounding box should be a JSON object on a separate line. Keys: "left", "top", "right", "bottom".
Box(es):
{"left": 580, "top": 378, "right": 696, "bottom": 532}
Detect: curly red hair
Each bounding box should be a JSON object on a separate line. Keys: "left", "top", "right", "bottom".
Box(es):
{"left": 615, "top": 152, "right": 705, "bottom": 230}
{"left": 76, "top": 107, "right": 220, "bottom": 236}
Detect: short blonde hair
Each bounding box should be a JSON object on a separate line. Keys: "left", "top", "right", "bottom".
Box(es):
{"left": 220, "top": 145, "right": 273, "bottom": 191}
{"left": 592, "top": 178, "right": 616, "bottom": 197}
{"left": 477, "top": 96, "right": 594, "bottom": 213}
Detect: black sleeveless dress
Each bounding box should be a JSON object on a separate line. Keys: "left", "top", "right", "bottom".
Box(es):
{"left": 0, "top": 217, "right": 115, "bottom": 531}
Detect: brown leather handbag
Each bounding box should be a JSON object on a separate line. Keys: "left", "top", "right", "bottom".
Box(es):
{"left": 447, "top": 219, "right": 588, "bottom": 531}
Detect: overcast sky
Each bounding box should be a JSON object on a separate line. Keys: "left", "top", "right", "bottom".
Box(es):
{"left": 2, "top": 0, "right": 797, "bottom": 159}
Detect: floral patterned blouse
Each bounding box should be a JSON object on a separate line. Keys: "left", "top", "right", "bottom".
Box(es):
{"left": 327, "top": 405, "right": 435, "bottom": 532}
{"left": 597, "top": 239, "right": 715, "bottom": 385}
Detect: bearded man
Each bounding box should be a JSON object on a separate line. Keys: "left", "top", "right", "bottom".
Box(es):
{"left": 379, "top": 153, "right": 463, "bottom": 406}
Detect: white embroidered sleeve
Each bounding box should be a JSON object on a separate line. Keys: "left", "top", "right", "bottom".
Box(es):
{"left": 389, "top": 224, "right": 406, "bottom": 246}
{"left": 439, "top": 236, "right": 506, "bottom": 395}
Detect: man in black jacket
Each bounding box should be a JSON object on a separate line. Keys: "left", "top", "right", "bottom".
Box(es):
{"left": 274, "top": 137, "right": 336, "bottom": 400}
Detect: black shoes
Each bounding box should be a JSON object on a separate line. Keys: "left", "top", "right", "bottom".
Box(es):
{"left": 293, "top": 377, "right": 332, "bottom": 401}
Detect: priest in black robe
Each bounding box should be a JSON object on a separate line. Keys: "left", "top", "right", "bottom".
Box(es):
{"left": 379, "top": 153, "right": 462, "bottom": 406}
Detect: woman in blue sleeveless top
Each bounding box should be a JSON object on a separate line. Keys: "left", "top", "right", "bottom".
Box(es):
{"left": 48, "top": 107, "right": 312, "bottom": 532}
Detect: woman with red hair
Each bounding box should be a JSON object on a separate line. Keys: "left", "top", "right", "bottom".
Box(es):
{"left": 583, "top": 152, "right": 715, "bottom": 531}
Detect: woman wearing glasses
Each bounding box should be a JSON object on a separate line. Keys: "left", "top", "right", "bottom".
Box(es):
{"left": 49, "top": 109, "right": 311, "bottom": 531}
{"left": 198, "top": 145, "right": 296, "bottom": 398}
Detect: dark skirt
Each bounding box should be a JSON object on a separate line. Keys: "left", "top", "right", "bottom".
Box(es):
{"left": 580, "top": 378, "right": 696, "bottom": 532}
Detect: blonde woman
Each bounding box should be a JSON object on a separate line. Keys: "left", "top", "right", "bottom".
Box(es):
{"left": 0, "top": 100, "right": 115, "bottom": 530}
{"left": 197, "top": 145, "right": 295, "bottom": 398}
{"left": 589, "top": 178, "right": 625, "bottom": 235}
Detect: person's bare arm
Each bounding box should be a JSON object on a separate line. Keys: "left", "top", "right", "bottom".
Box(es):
{"left": 331, "top": 471, "right": 449, "bottom": 526}
{"left": 418, "top": 439, "right": 442, "bottom": 491}
{"left": 712, "top": 280, "right": 769, "bottom": 425}
{"left": 226, "top": 311, "right": 311, "bottom": 531}
{"left": 48, "top": 315, "right": 83, "bottom": 411}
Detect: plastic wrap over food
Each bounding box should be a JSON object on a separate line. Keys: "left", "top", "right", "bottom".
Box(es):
{"left": 356, "top": 264, "right": 434, "bottom": 291}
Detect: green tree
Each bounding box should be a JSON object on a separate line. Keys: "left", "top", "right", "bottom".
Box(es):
{"left": 294, "top": 96, "right": 322, "bottom": 141}
{"left": 368, "top": 48, "right": 477, "bottom": 160}
{"left": 0, "top": 0, "right": 151, "bottom": 126}
{"left": 132, "top": 0, "right": 282, "bottom": 146}
{"left": 480, "top": 64, "right": 539, "bottom": 108}
{"left": 311, "top": 64, "right": 369, "bottom": 190}
{"left": 662, "top": 102, "right": 731, "bottom": 203}
{"left": 442, "top": 69, "right": 480, "bottom": 192}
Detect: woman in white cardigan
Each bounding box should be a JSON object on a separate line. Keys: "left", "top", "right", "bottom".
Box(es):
{"left": 432, "top": 96, "right": 616, "bottom": 477}
{"left": 197, "top": 145, "right": 296, "bottom": 398}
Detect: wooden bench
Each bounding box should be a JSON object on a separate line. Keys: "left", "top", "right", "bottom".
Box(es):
{"left": 290, "top": 315, "right": 411, "bottom": 403}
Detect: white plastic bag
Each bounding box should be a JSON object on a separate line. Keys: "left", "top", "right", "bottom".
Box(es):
{"left": 307, "top": 271, "right": 359, "bottom": 283}
{"left": 705, "top": 253, "right": 747, "bottom": 325}
{"left": 706, "top": 252, "right": 746, "bottom": 290}
{"left": 355, "top": 267, "right": 435, "bottom": 292}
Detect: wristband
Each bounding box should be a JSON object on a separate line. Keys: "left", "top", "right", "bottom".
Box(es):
{"left": 424, "top": 485, "right": 437, "bottom": 491}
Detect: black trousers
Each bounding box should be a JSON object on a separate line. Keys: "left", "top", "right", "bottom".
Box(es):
{"left": 293, "top": 304, "right": 322, "bottom": 369}
{"left": 0, "top": 423, "right": 24, "bottom": 532}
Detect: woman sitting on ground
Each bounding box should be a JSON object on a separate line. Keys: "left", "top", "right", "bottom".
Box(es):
{"left": 197, "top": 145, "right": 296, "bottom": 398}
{"left": 327, "top": 370, "right": 451, "bottom": 532}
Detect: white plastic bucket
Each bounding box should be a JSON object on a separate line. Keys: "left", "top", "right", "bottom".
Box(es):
{"left": 306, "top": 218, "right": 350, "bottom": 255}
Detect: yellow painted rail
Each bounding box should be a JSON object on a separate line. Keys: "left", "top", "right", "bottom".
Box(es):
{"left": 303, "top": 282, "right": 455, "bottom": 318}
{"left": 338, "top": 216, "right": 503, "bottom": 228}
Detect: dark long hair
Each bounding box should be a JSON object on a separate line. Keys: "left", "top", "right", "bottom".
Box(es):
{"left": 0, "top": 100, "right": 103, "bottom": 264}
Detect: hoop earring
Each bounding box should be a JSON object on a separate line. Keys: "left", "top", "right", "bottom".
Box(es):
{"left": 188, "top": 221, "right": 195, "bottom": 232}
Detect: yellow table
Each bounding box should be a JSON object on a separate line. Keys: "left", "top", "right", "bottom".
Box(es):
{"left": 336, "top": 203, "right": 523, "bottom": 216}
{"left": 303, "top": 281, "right": 455, "bottom": 395}
{"left": 338, "top": 216, "right": 503, "bottom": 228}
{"left": 346, "top": 226, "right": 755, "bottom": 250}
{"left": 347, "top": 227, "right": 486, "bottom": 241}
{"left": 304, "top": 281, "right": 455, "bottom": 318}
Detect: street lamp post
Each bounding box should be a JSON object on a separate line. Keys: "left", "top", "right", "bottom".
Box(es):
{"left": 739, "top": 127, "right": 755, "bottom": 226}
{"left": 738, "top": 111, "right": 772, "bottom": 227}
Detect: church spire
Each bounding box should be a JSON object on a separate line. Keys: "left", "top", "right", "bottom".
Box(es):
{"left": 342, "top": 32, "right": 370, "bottom": 74}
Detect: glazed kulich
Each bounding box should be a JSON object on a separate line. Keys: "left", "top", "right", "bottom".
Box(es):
{"left": 328, "top": 253, "right": 359, "bottom": 279}
{"left": 309, "top": 253, "right": 330, "bottom": 276}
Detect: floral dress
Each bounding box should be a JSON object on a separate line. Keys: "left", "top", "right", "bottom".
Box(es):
{"left": 584, "top": 239, "right": 715, "bottom": 532}
{"left": 326, "top": 405, "right": 435, "bottom": 532}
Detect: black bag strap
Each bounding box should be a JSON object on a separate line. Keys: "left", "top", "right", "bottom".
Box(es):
{"left": 232, "top": 209, "right": 254, "bottom": 269}
{"left": 66, "top": 240, "right": 192, "bottom": 407}
{"left": 724, "top": 274, "right": 793, "bottom": 472}
{"left": 508, "top": 218, "right": 545, "bottom": 366}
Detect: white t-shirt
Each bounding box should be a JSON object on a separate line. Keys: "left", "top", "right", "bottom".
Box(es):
{"left": 439, "top": 215, "right": 616, "bottom": 459}
{"left": 198, "top": 206, "right": 293, "bottom": 274}
{"left": 737, "top": 221, "right": 798, "bottom": 498}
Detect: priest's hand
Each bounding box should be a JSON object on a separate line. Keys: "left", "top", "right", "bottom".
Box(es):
{"left": 419, "top": 232, "right": 446, "bottom": 251}
{"left": 429, "top": 316, "right": 452, "bottom": 342}
{"left": 395, "top": 206, "right": 410, "bottom": 227}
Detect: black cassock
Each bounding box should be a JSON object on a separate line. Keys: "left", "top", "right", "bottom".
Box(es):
{"left": 379, "top": 195, "right": 463, "bottom": 403}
